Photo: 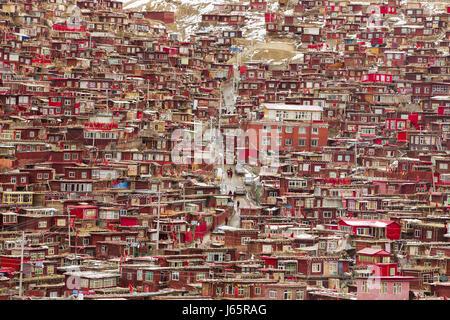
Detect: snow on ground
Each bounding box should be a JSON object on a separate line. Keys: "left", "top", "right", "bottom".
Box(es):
{"left": 122, "top": 0, "right": 149, "bottom": 10}
{"left": 120, "top": 0, "right": 303, "bottom": 62}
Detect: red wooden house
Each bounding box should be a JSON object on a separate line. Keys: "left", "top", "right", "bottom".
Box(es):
{"left": 338, "top": 219, "right": 402, "bottom": 240}
{"left": 250, "top": 0, "right": 267, "bottom": 11}
{"left": 356, "top": 248, "right": 398, "bottom": 274}
{"left": 67, "top": 205, "right": 98, "bottom": 220}
{"left": 63, "top": 271, "right": 121, "bottom": 297}
{"left": 0, "top": 212, "right": 17, "bottom": 230}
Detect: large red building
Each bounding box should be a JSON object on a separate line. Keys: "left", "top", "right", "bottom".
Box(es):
{"left": 338, "top": 219, "right": 402, "bottom": 240}
{"left": 239, "top": 104, "right": 328, "bottom": 162}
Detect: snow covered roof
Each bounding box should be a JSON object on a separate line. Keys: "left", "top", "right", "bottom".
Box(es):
{"left": 339, "top": 219, "right": 397, "bottom": 228}
{"left": 356, "top": 248, "right": 390, "bottom": 256}
{"left": 262, "top": 103, "right": 323, "bottom": 112}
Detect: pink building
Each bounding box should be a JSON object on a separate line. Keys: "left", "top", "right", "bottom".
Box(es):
{"left": 338, "top": 218, "right": 402, "bottom": 240}
{"left": 356, "top": 276, "right": 414, "bottom": 300}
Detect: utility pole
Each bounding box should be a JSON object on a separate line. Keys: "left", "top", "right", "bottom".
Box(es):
{"left": 147, "top": 77, "right": 150, "bottom": 109}
{"left": 182, "top": 183, "right": 185, "bottom": 211}
{"left": 18, "top": 231, "right": 25, "bottom": 297}
{"left": 354, "top": 132, "right": 359, "bottom": 168}
{"left": 219, "top": 81, "right": 224, "bottom": 174}
{"left": 308, "top": 111, "right": 313, "bottom": 152}
{"left": 155, "top": 182, "right": 161, "bottom": 253}
{"left": 68, "top": 208, "right": 71, "bottom": 251}
{"left": 431, "top": 165, "right": 436, "bottom": 193}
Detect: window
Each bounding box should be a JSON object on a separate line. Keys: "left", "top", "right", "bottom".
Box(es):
{"left": 172, "top": 272, "right": 179, "bottom": 281}
{"left": 11, "top": 177, "right": 16, "bottom": 184}
{"left": 415, "top": 230, "right": 420, "bottom": 238}
{"left": 312, "top": 127, "right": 319, "bottom": 135}
{"left": 323, "top": 211, "right": 332, "bottom": 218}
{"left": 47, "top": 265, "right": 54, "bottom": 275}
{"left": 283, "top": 290, "right": 292, "bottom": 300}
{"left": 195, "top": 272, "right": 205, "bottom": 281}
{"left": 269, "top": 290, "right": 277, "bottom": 299}
{"left": 312, "top": 263, "right": 321, "bottom": 273}
{"left": 311, "top": 139, "right": 318, "bottom": 147}
{"left": 357, "top": 228, "right": 370, "bottom": 235}
{"left": 104, "top": 278, "right": 116, "bottom": 287}
{"left": 255, "top": 287, "right": 261, "bottom": 295}
{"left": 362, "top": 281, "right": 369, "bottom": 293}
{"left": 64, "top": 153, "right": 71, "bottom": 161}
{"left": 426, "top": 230, "right": 432, "bottom": 239}
{"left": 380, "top": 282, "right": 387, "bottom": 294}
{"left": 276, "top": 138, "right": 282, "bottom": 146}
{"left": 295, "top": 290, "right": 304, "bottom": 300}
{"left": 145, "top": 272, "right": 153, "bottom": 281}
{"left": 285, "top": 126, "right": 293, "bottom": 133}
{"left": 285, "top": 138, "right": 292, "bottom": 146}
{"left": 80, "top": 278, "right": 89, "bottom": 289}
{"left": 298, "top": 139, "right": 306, "bottom": 146}
{"left": 92, "top": 279, "right": 104, "bottom": 288}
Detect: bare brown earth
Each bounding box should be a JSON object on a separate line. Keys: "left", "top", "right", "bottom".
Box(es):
{"left": 122, "top": 0, "right": 449, "bottom": 64}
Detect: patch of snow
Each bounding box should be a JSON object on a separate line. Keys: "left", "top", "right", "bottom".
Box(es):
{"left": 123, "top": 0, "right": 149, "bottom": 10}
{"left": 284, "top": 9, "right": 293, "bottom": 16}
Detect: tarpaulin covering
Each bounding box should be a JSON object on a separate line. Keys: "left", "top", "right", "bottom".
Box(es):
{"left": 380, "top": 6, "right": 397, "bottom": 14}
{"left": 121, "top": 217, "right": 137, "bottom": 226}
{"left": 325, "top": 178, "right": 351, "bottom": 184}
{"left": 84, "top": 122, "right": 119, "bottom": 130}
{"left": 185, "top": 221, "right": 207, "bottom": 242}
{"left": 32, "top": 58, "right": 52, "bottom": 64}
{"left": 53, "top": 24, "right": 86, "bottom": 32}
{"left": 265, "top": 13, "right": 274, "bottom": 22}
{"left": 408, "top": 113, "right": 418, "bottom": 124}
{"left": 397, "top": 131, "right": 407, "bottom": 142}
